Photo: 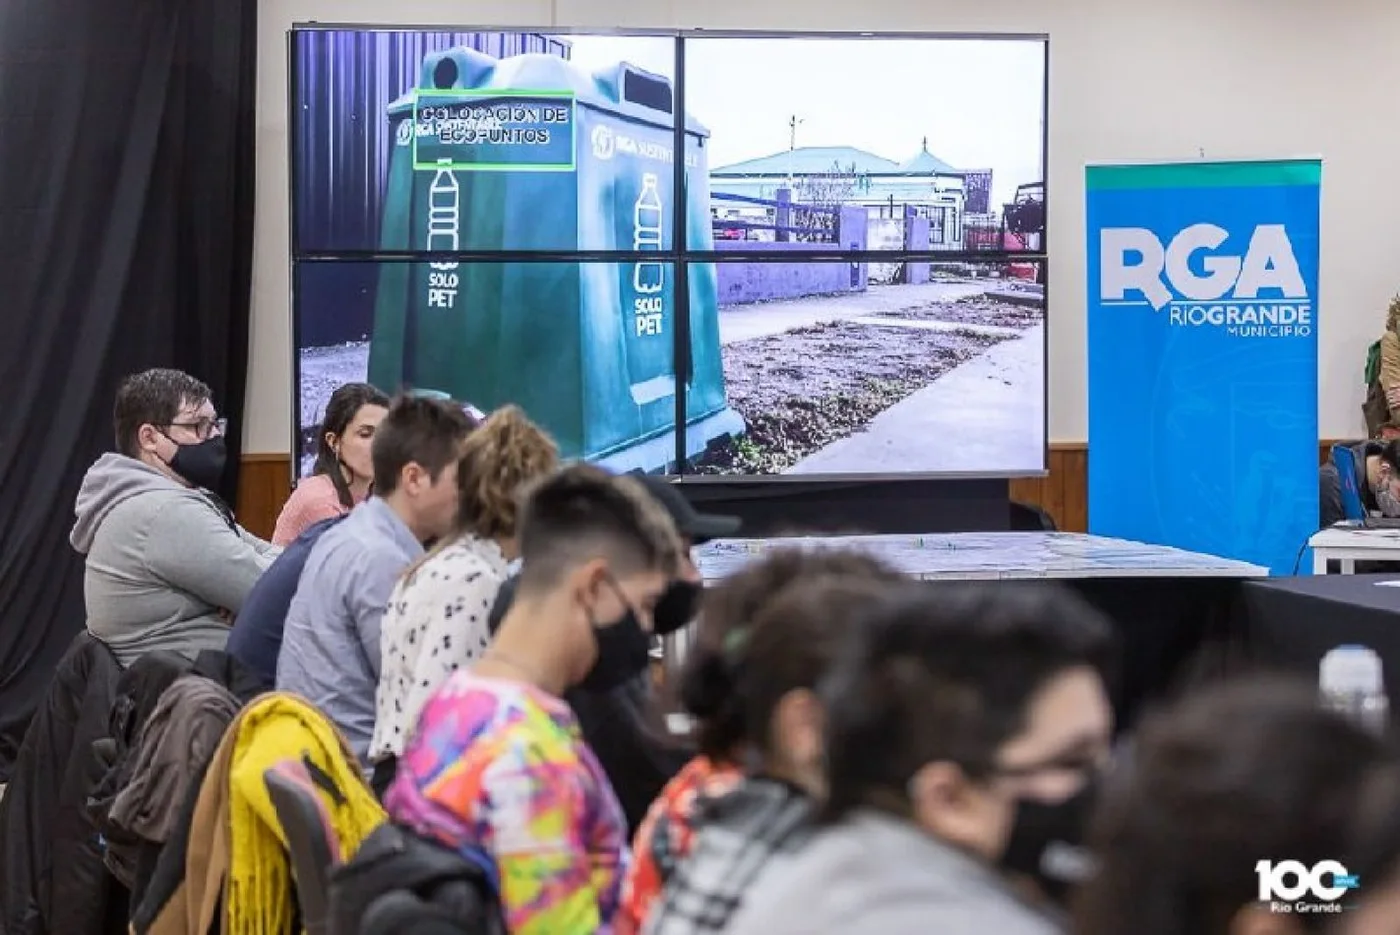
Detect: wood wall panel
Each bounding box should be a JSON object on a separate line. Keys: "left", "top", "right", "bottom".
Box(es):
{"left": 1010, "top": 444, "right": 1089, "bottom": 532}
{"left": 237, "top": 441, "right": 1339, "bottom": 541}
{"left": 235, "top": 454, "right": 291, "bottom": 541}
{"left": 237, "top": 449, "right": 1098, "bottom": 538}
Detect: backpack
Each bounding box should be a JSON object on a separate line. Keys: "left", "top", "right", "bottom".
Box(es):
{"left": 328, "top": 822, "right": 504, "bottom": 935}
{"left": 1363, "top": 338, "right": 1391, "bottom": 437}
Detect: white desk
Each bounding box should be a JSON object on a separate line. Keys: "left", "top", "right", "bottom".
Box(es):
{"left": 1308, "top": 525, "right": 1400, "bottom": 573}
{"left": 694, "top": 532, "right": 1268, "bottom": 583}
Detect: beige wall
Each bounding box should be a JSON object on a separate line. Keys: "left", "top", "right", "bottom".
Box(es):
{"left": 246, "top": 0, "right": 1400, "bottom": 452}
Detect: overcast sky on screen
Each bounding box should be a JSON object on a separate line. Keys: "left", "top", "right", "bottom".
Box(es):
{"left": 552, "top": 35, "right": 1046, "bottom": 210}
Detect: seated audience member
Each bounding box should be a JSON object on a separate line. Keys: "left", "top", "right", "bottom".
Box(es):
{"left": 725, "top": 582, "right": 1115, "bottom": 935}
{"left": 642, "top": 563, "right": 905, "bottom": 935}
{"left": 273, "top": 382, "right": 389, "bottom": 546}
{"left": 1075, "top": 676, "right": 1400, "bottom": 935}
{"left": 233, "top": 404, "right": 485, "bottom": 690}
{"left": 487, "top": 472, "right": 736, "bottom": 633}
{"left": 618, "top": 548, "right": 901, "bottom": 935}
{"left": 385, "top": 465, "right": 685, "bottom": 935}
{"left": 371, "top": 405, "right": 559, "bottom": 766}
{"left": 1321, "top": 439, "right": 1400, "bottom": 526}
{"left": 70, "top": 368, "right": 278, "bottom": 665}
{"left": 277, "top": 395, "right": 474, "bottom": 764}
{"left": 487, "top": 472, "right": 739, "bottom": 834}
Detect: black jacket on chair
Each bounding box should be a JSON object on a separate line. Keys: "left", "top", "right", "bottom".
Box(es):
{"left": 86, "top": 652, "right": 191, "bottom": 896}
{"left": 0, "top": 632, "right": 125, "bottom": 935}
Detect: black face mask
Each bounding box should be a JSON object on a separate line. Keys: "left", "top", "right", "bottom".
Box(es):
{"left": 578, "top": 608, "right": 653, "bottom": 694}
{"left": 165, "top": 435, "right": 228, "bottom": 491}
{"left": 652, "top": 579, "right": 701, "bottom": 636}
{"left": 997, "top": 775, "right": 1100, "bottom": 906}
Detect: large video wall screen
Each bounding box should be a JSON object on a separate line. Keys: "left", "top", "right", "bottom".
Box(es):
{"left": 291, "top": 28, "right": 1048, "bottom": 479}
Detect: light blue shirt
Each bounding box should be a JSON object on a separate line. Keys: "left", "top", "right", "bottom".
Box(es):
{"left": 277, "top": 497, "right": 422, "bottom": 763}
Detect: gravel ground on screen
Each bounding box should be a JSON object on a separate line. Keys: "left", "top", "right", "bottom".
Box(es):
{"left": 881, "top": 293, "right": 1045, "bottom": 329}
{"left": 297, "top": 295, "right": 1040, "bottom": 476}
{"left": 693, "top": 321, "right": 1002, "bottom": 475}
{"left": 298, "top": 342, "right": 369, "bottom": 471}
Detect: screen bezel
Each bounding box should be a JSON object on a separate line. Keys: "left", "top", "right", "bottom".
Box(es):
{"left": 285, "top": 25, "right": 1050, "bottom": 483}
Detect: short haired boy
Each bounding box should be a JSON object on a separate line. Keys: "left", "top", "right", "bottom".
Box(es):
{"left": 385, "top": 465, "right": 684, "bottom": 935}
{"left": 277, "top": 395, "right": 474, "bottom": 763}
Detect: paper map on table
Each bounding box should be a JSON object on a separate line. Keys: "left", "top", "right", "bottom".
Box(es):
{"left": 694, "top": 532, "right": 1268, "bottom": 582}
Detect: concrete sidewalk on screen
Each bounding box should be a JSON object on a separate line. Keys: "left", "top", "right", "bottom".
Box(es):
{"left": 787, "top": 322, "right": 1046, "bottom": 475}
{"left": 717, "top": 280, "right": 990, "bottom": 345}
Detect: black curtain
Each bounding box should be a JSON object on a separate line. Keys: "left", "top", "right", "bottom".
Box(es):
{"left": 0, "top": 0, "right": 256, "bottom": 780}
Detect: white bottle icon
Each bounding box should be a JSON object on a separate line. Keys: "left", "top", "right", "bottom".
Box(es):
{"left": 427, "top": 161, "right": 461, "bottom": 259}
{"left": 425, "top": 160, "right": 461, "bottom": 311}
{"left": 633, "top": 172, "right": 664, "bottom": 295}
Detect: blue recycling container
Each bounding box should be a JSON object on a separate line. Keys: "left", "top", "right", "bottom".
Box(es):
{"left": 368, "top": 47, "right": 742, "bottom": 470}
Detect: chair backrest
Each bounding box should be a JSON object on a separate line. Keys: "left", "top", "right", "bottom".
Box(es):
{"left": 1331, "top": 444, "right": 1368, "bottom": 521}
{"left": 265, "top": 760, "right": 343, "bottom": 935}
{"left": 1010, "top": 500, "right": 1058, "bottom": 531}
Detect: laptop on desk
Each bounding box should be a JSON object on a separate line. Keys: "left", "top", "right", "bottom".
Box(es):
{"left": 1334, "top": 518, "right": 1400, "bottom": 531}
{"left": 1331, "top": 444, "right": 1400, "bottom": 529}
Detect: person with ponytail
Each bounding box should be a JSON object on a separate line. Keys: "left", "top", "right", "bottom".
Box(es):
{"left": 369, "top": 405, "right": 559, "bottom": 773}
{"left": 617, "top": 548, "right": 903, "bottom": 935}
{"left": 273, "top": 383, "right": 390, "bottom": 546}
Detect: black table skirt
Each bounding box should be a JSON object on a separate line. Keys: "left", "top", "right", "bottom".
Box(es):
{"left": 927, "top": 577, "right": 1248, "bottom": 734}
{"left": 1235, "top": 574, "right": 1400, "bottom": 696}
{"left": 1072, "top": 577, "right": 1246, "bottom": 730}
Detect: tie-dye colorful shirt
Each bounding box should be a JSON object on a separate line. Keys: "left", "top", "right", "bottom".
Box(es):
{"left": 385, "top": 673, "right": 628, "bottom": 934}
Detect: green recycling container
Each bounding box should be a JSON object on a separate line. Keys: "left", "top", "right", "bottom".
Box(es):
{"left": 368, "top": 47, "right": 742, "bottom": 470}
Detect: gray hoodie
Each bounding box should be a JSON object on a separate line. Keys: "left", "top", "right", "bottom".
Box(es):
{"left": 723, "top": 809, "right": 1062, "bottom": 935}
{"left": 71, "top": 453, "right": 279, "bottom": 665}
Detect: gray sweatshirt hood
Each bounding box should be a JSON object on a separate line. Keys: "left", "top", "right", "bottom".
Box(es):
{"left": 71, "top": 453, "right": 183, "bottom": 554}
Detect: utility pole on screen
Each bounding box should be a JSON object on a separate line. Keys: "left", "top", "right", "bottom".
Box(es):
{"left": 788, "top": 114, "right": 804, "bottom": 186}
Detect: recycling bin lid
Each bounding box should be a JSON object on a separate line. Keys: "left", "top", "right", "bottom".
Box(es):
{"left": 387, "top": 48, "right": 708, "bottom": 137}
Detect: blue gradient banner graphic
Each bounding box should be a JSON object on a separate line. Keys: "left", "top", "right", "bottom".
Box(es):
{"left": 1086, "top": 159, "right": 1321, "bottom": 574}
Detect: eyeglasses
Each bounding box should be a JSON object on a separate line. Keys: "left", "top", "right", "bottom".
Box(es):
{"left": 167, "top": 417, "right": 227, "bottom": 440}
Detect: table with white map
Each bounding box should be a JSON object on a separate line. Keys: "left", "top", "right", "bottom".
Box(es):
{"left": 659, "top": 532, "right": 1268, "bottom": 726}
{"left": 694, "top": 532, "right": 1268, "bottom": 583}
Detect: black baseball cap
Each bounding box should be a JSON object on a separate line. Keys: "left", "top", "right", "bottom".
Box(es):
{"left": 628, "top": 471, "right": 741, "bottom": 544}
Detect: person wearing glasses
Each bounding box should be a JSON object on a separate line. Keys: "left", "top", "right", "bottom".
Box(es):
{"left": 70, "top": 368, "right": 280, "bottom": 665}
{"left": 724, "top": 582, "right": 1114, "bottom": 935}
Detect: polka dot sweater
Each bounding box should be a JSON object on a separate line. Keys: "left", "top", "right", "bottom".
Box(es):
{"left": 370, "top": 534, "right": 508, "bottom": 761}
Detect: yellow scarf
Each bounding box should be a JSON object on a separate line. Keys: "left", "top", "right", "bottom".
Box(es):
{"left": 223, "top": 693, "right": 385, "bottom": 935}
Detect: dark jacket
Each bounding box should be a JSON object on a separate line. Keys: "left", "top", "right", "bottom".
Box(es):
{"left": 86, "top": 652, "right": 192, "bottom": 891}
{"left": 128, "top": 651, "right": 264, "bottom": 933}
{"left": 0, "top": 632, "right": 125, "bottom": 935}
{"left": 329, "top": 822, "right": 505, "bottom": 935}
{"left": 226, "top": 515, "right": 344, "bottom": 689}
{"left": 487, "top": 577, "right": 691, "bottom": 836}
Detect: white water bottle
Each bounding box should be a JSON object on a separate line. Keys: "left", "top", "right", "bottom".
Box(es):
{"left": 1320, "top": 645, "right": 1389, "bottom": 734}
